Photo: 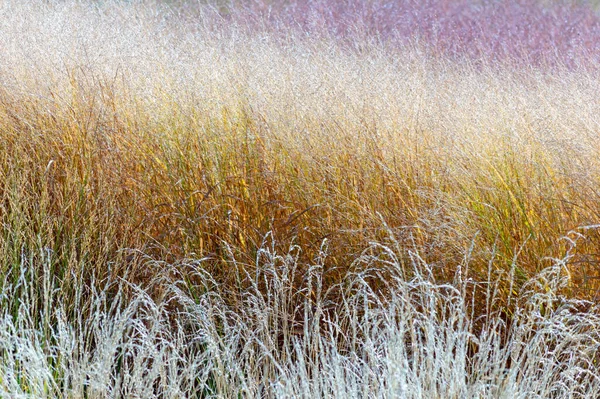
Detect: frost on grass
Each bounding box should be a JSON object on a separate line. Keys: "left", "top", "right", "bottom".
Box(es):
{"left": 1, "top": 240, "right": 599, "bottom": 398}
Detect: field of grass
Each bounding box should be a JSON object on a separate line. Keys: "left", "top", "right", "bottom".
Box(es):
{"left": 2, "top": 0, "right": 600, "bottom": 397}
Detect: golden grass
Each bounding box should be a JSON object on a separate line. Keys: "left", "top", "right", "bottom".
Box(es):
{"left": 1, "top": 1, "right": 600, "bottom": 320}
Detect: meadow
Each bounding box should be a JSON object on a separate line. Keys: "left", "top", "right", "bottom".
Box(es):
{"left": 2, "top": 0, "right": 600, "bottom": 397}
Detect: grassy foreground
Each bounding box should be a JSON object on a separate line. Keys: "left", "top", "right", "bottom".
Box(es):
{"left": 1, "top": 0, "right": 600, "bottom": 397}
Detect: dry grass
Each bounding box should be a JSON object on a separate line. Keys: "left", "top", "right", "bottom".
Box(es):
{"left": 2, "top": 239, "right": 600, "bottom": 397}
{"left": 1, "top": 0, "right": 600, "bottom": 397}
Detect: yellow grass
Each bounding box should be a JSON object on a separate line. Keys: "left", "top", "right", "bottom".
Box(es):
{"left": 2, "top": 1, "right": 600, "bottom": 318}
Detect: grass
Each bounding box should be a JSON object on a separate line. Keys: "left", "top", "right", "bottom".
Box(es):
{"left": 1, "top": 0, "right": 600, "bottom": 397}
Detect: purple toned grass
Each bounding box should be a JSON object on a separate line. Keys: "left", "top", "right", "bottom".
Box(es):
{"left": 219, "top": 0, "right": 600, "bottom": 68}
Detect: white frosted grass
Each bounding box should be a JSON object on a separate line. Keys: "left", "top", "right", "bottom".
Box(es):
{"left": 1, "top": 241, "right": 599, "bottom": 398}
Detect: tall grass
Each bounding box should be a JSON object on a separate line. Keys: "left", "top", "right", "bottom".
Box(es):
{"left": 2, "top": 239, "right": 600, "bottom": 397}
{"left": 1, "top": 0, "right": 600, "bottom": 396}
